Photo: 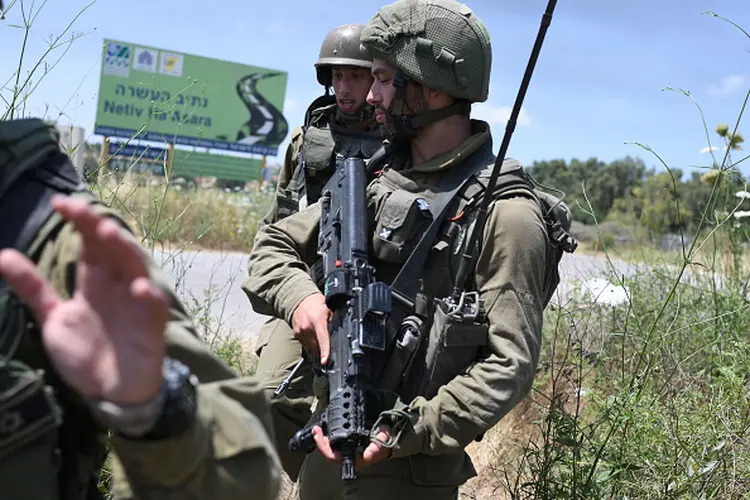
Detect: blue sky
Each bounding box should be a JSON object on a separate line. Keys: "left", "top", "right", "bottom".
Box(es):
{"left": 1, "top": 0, "right": 748, "bottom": 177}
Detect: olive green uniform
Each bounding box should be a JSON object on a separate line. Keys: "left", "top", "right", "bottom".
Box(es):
{"left": 1, "top": 120, "right": 281, "bottom": 500}
{"left": 243, "top": 22, "right": 384, "bottom": 483}
{"left": 244, "top": 121, "right": 551, "bottom": 498}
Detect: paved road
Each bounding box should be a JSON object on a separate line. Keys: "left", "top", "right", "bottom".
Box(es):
{"left": 152, "top": 248, "right": 642, "bottom": 341}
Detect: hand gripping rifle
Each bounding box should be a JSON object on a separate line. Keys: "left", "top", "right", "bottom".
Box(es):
{"left": 287, "top": 157, "right": 392, "bottom": 481}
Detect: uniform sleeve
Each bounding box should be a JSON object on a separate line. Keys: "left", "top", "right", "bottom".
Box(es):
{"left": 36, "top": 204, "right": 282, "bottom": 500}
{"left": 261, "top": 127, "right": 303, "bottom": 226}
{"left": 242, "top": 201, "right": 322, "bottom": 326}
{"left": 390, "top": 196, "right": 549, "bottom": 458}
{"left": 108, "top": 378, "right": 281, "bottom": 500}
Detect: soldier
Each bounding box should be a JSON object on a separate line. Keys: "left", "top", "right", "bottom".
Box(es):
{"left": 242, "top": 22, "right": 384, "bottom": 482}
{"left": 0, "top": 118, "right": 281, "bottom": 499}
{"left": 243, "top": 0, "right": 576, "bottom": 498}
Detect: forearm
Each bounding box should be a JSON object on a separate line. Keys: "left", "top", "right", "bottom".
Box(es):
{"left": 109, "top": 378, "right": 282, "bottom": 500}
{"left": 243, "top": 203, "right": 322, "bottom": 324}
{"left": 46, "top": 202, "right": 281, "bottom": 496}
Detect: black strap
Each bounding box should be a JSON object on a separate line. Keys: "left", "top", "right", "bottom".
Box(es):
{"left": 0, "top": 152, "right": 84, "bottom": 254}
{"left": 389, "top": 140, "right": 495, "bottom": 312}
{"left": 409, "top": 101, "right": 470, "bottom": 131}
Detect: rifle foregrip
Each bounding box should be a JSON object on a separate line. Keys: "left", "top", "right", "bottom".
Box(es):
{"left": 288, "top": 425, "right": 317, "bottom": 454}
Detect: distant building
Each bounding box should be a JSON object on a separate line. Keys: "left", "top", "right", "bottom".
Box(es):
{"left": 49, "top": 122, "right": 86, "bottom": 175}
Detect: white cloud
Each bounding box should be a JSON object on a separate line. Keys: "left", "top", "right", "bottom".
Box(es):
{"left": 708, "top": 75, "right": 747, "bottom": 98}
{"left": 472, "top": 102, "right": 532, "bottom": 127}
{"left": 699, "top": 144, "right": 729, "bottom": 154}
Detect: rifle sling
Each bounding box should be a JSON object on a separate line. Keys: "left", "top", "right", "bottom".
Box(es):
{"left": 389, "top": 141, "right": 494, "bottom": 313}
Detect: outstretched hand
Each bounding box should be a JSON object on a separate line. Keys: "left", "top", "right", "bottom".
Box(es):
{"left": 0, "top": 195, "right": 170, "bottom": 405}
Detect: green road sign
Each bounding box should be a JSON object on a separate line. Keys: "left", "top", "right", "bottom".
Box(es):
{"left": 95, "top": 39, "right": 289, "bottom": 156}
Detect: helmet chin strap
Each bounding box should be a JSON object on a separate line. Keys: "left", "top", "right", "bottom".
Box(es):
{"left": 382, "top": 70, "right": 469, "bottom": 141}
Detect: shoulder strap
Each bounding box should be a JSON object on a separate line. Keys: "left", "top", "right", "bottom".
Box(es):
{"left": 303, "top": 94, "right": 337, "bottom": 128}
{"left": 389, "top": 143, "right": 531, "bottom": 311}
{"left": 0, "top": 118, "right": 66, "bottom": 200}
{"left": 1, "top": 119, "right": 85, "bottom": 255}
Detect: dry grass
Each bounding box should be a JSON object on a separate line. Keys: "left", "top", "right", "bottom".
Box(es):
{"left": 88, "top": 170, "right": 274, "bottom": 253}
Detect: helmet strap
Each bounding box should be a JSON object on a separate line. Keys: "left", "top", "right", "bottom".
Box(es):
{"left": 383, "top": 70, "right": 470, "bottom": 141}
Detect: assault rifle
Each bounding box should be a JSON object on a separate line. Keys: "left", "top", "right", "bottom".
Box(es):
{"left": 287, "top": 157, "right": 392, "bottom": 481}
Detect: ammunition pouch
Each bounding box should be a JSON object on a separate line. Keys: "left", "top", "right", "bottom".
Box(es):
{"left": 0, "top": 359, "right": 63, "bottom": 500}
{"left": 413, "top": 293, "right": 488, "bottom": 400}
{"left": 372, "top": 189, "right": 434, "bottom": 265}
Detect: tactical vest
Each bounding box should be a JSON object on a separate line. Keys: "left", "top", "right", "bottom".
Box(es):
{"left": 0, "top": 119, "right": 108, "bottom": 500}
{"left": 361, "top": 137, "right": 576, "bottom": 403}
{"left": 358, "top": 137, "right": 576, "bottom": 486}
{"left": 275, "top": 104, "right": 383, "bottom": 219}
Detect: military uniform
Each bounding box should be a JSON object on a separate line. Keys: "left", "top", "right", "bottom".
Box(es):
{"left": 244, "top": 1, "right": 577, "bottom": 498}
{"left": 0, "top": 119, "right": 281, "bottom": 500}
{"left": 243, "top": 23, "right": 384, "bottom": 482}
{"left": 245, "top": 120, "right": 554, "bottom": 499}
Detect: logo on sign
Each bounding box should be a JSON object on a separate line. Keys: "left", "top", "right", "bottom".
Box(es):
{"left": 133, "top": 47, "right": 158, "bottom": 73}
{"left": 104, "top": 42, "right": 131, "bottom": 77}
{"left": 159, "top": 52, "right": 184, "bottom": 77}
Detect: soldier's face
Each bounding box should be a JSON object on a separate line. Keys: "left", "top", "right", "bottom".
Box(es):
{"left": 332, "top": 66, "right": 374, "bottom": 115}
{"left": 368, "top": 58, "right": 431, "bottom": 125}
{"left": 368, "top": 59, "right": 398, "bottom": 124}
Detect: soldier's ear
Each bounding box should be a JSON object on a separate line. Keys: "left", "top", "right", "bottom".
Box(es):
{"left": 419, "top": 85, "right": 454, "bottom": 111}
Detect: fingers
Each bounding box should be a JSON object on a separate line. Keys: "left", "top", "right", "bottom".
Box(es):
{"left": 96, "top": 217, "right": 150, "bottom": 280}
{"left": 315, "top": 314, "right": 331, "bottom": 365}
{"left": 0, "top": 249, "right": 61, "bottom": 325}
{"left": 292, "top": 326, "right": 319, "bottom": 356}
{"left": 51, "top": 196, "right": 105, "bottom": 265}
{"left": 130, "top": 277, "right": 170, "bottom": 335}
{"left": 362, "top": 428, "right": 390, "bottom": 461}
{"left": 312, "top": 426, "right": 339, "bottom": 463}
{"left": 52, "top": 195, "right": 149, "bottom": 281}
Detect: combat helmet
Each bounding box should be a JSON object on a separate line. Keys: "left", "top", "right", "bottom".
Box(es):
{"left": 315, "top": 23, "right": 373, "bottom": 87}
{"left": 360, "top": 0, "right": 492, "bottom": 136}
